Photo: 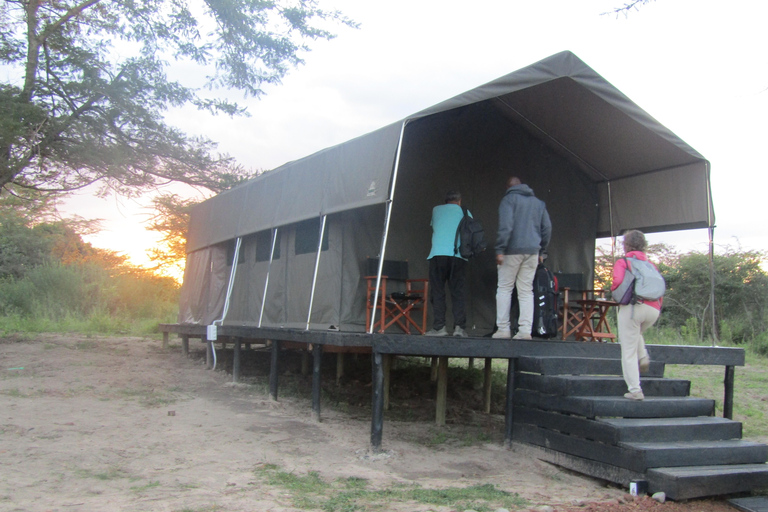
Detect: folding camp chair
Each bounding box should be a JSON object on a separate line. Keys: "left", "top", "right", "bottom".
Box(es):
{"left": 365, "top": 259, "right": 429, "bottom": 335}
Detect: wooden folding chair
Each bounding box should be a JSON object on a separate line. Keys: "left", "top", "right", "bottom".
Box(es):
{"left": 365, "top": 259, "right": 429, "bottom": 335}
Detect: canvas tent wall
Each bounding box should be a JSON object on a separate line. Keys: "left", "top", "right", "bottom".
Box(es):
{"left": 178, "top": 51, "right": 713, "bottom": 332}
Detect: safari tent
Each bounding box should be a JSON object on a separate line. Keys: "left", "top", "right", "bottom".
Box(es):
{"left": 178, "top": 51, "right": 714, "bottom": 334}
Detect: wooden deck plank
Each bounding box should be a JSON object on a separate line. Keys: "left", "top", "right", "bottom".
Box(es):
{"left": 516, "top": 374, "right": 690, "bottom": 397}
{"left": 647, "top": 464, "right": 768, "bottom": 501}
{"left": 158, "top": 324, "right": 745, "bottom": 366}
{"left": 514, "top": 389, "right": 715, "bottom": 418}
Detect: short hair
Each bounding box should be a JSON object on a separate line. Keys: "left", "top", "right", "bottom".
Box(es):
{"left": 623, "top": 230, "right": 647, "bottom": 253}
{"left": 445, "top": 190, "right": 461, "bottom": 203}
{"left": 507, "top": 176, "right": 522, "bottom": 188}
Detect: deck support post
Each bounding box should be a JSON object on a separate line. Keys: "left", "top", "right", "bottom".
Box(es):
{"left": 436, "top": 357, "right": 448, "bottom": 426}
{"left": 206, "top": 340, "right": 213, "bottom": 369}
{"left": 724, "top": 365, "right": 735, "bottom": 419}
{"left": 312, "top": 344, "right": 323, "bottom": 422}
{"left": 162, "top": 331, "right": 169, "bottom": 349}
{"left": 269, "top": 340, "right": 279, "bottom": 401}
{"left": 483, "top": 357, "right": 493, "bottom": 413}
{"left": 301, "top": 350, "right": 310, "bottom": 376}
{"left": 504, "top": 358, "right": 517, "bottom": 447}
{"left": 181, "top": 335, "right": 189, "bottom": 356}
{"left": 336, "top": 352, "right": 344, "bottom": 385}
{"left": 233, "top": 339, "right": 241, "bottom": 383}
{"left": 371, "top": 352, "right": 385, "bottom": 451}
{"left": 383, "top": 354, "right": 391, "bottom": 411}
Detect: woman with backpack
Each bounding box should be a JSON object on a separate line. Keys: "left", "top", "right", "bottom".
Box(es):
{"left": 610, "top": 230, "right": 664, "bottom": 401}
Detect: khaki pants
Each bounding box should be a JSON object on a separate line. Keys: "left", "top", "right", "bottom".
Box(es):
{"left": 617, "top": 303, "right": 660, "bottom": 393}
{"left": 495, "top": 254, "right": 538, "bottom": 335}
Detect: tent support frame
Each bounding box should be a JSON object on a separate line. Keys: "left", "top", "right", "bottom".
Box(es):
{"left": 369, "top": 121, "right": 408, "bottom": 334}
{"left": 258, "top": 227, "right": 279, "bottom": 328}
{"left": 306, "top": 215, "right": 328, "bottom": 330}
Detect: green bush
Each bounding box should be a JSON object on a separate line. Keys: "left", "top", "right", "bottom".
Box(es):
{"left": 0, "top": 262, "right": 179, "bottom": 335}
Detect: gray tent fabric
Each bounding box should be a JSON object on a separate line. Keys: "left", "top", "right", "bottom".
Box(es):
{"left": 179, "top": 51, "right": 713, "bottom": 332}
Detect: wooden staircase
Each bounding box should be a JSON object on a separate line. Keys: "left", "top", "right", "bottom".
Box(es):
{"left": 512, "top": 355, "right": 768, "bottom": 500}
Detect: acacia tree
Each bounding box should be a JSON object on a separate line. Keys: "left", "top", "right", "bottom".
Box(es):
{"left": 0, "top": 0, "right": 355, "bottom": 197}
{"left": 145, "top": 192, "right": 200, "bottom": 278}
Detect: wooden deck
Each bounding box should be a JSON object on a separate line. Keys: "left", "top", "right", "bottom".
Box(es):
{"left": 158, "top": 323, "right": 763, "bottom": 499}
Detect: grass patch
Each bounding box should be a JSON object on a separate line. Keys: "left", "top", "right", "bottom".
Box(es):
{"left": 117, "top": 387, "right": 179, "bottom": 408}
{"left": 254, "top": 463, "right": 528, "bottom": 512}
{"left": 665, "top": 350, "right": 768, "bottom": 440}
{"left": 76, "top": 467, "right": 128, "bottom": 480}
{"left": 130, "top": 480, "right": 162, "bottom": 492}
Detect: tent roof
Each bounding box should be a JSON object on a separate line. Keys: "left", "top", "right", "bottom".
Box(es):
{"left": 187, "top": 51, "right": 712, "bottom": 253}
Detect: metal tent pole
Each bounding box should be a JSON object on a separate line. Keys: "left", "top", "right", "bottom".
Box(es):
{"left": 369, "top": 120, "right": 408, "bottom": 333}
{"left": 306, "top": 215, "right": 327, "bottom": 330}
{"left": 207, "top": 236, "right": 242, "bottom": 370}
{"left": 705, "top": 162, "right": 718, "bottom": 345}
{"left": 258, "top": 227, "right": 279, "bottom": 328}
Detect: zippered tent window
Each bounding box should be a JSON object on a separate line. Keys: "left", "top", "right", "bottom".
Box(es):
{"left": 255, "top": 229, "right": 281, "bottom": 262}
{"left": 295, "top": 218, "right": 330, "bottom": 255}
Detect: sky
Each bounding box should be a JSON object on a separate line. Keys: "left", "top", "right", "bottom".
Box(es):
{"left": 61, "top": 0, "right": 768, "bottom": 273}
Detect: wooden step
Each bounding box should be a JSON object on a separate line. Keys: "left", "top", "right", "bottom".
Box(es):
{"left": 515, "top": 389, "right": 715, "bottom": 418}
{"left": 515, "top": 423, "right": 766, "bottom": 473}
{"left": 517, "top": 356, "right": 665, "bottom": 377}
{"left": 599, "top": 416, "right": 743, "bottom": 443}
{"left": 646, "top": 464, "right": 768, "bottom": 501}
{"left": 622, "top": 440, "right": 768, "bottom": 468}
{"left": 513, "top": 407, "right": 742, "bottom": 444}
{"left": 516, "top": 373, "right": 690, "bottom": 397}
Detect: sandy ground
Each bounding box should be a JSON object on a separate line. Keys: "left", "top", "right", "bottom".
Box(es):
{"left": 0, "top": 334, "right": 737, "bottom": 512}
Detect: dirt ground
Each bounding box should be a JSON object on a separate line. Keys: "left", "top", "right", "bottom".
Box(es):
{"left": 0, "top": 334, "right": 740, "bottom": 512}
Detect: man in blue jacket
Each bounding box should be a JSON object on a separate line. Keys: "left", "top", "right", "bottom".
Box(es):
{"left": 425, "top": 190, "right": 471, "bottom": 337}
{"left": 492, "top": 177, "right": 552, "bottom": 339}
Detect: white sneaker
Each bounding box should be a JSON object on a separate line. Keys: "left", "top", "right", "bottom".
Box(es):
{"left": 492, "top": 329, "right": 511, "bottom": 339}
{"left": 425, "top": 327, "right": 448, "bottom": 337}
{"left": 513, "top": 332, "right": 532, "bottom": 340}
{"left": 624, "top": 391, "right": 645, "bottom": 401}
{"left": 453, "top": 326, "right": 468, "bottom": 337}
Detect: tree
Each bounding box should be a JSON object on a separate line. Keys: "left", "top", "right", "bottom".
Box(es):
{"left": 662, "top": 248, "right": 768, "bottom": 343}
{"left": 0, "top": 0, "right": 356, "bottom": 197}
{"left": 145, "top": 192, "right": 201, "bottom": 278}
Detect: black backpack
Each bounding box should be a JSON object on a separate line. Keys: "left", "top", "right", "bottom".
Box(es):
{"left": 454, "top": 206, "right": 487, "bottom": 259}
{"left": 532, "top": 263, "right": 559, "bottom": 339}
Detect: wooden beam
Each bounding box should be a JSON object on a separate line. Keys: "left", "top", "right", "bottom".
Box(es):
{"left": 505, "top": 358, "right": 516, "bottom": 446}
{"left": 269, "top": 340, "right": 279, "bottom": 402}
{"left": 233, "top": 339, "right": 241, "bottom": 383}
{"left": 371, "top": 352, "right": 384, "bottom": 451}
{"left": 436, "top": 357, "right": 448, "bottom": 426}
{"left": 312, "top": 344, "right": 323, "bottom": 422}
{"left": 724, "top": 365, "right": 735, "bottom": 419}
{"left": 383, "top": 354, "right": 391, "bottom": 411}
{"left": 483, "top": 358, "right": 493, "bottom": 414}
{"left": 336, "top": 352, "right": 344, "bottom": 386}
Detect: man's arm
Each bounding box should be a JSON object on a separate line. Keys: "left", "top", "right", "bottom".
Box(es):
{"left": 495, "top": 199, "right": 513, "bottom": 265}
